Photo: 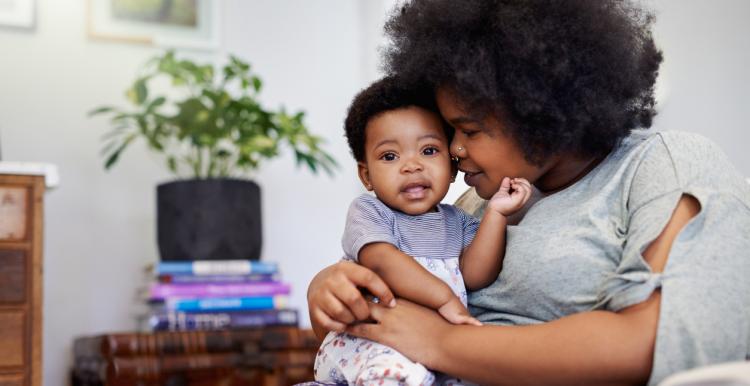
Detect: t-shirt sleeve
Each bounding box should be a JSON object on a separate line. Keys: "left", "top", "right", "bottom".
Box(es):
{"left": 341, "top": 194, "right": 397, "bottom": 262}
{"left": 456, "top": 206, "right": 480, "bottom": 249}
{"left": 595, "top": 133, "right": 750, "bottom": 385}
{"left": 595, "top": 136, "right": 682, "bottom": 312}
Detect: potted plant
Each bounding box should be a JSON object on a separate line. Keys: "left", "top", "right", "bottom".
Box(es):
{"left": 90, "top": 51, "right": 336, "bottom": 261}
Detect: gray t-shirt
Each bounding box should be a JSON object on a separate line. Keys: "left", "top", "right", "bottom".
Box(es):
{"left": 465, "top": 130, "right": 750, "bottom": 385}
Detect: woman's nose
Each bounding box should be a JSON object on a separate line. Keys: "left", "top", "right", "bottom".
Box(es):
{"left": 450, "top": 139, "right": 465, "bottom": 158}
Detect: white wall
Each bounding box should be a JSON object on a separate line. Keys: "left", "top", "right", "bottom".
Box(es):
{"left": 0, "top": 1, "right": 748, "bottom": 386}
{"left": 650, "top": 0, "right": 750, "bottom": 176}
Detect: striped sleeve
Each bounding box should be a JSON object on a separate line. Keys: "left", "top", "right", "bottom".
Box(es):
{"left": 456, "top": 206, "right": 480, "bottom": 249}
{"left": 341, "top": 194, "right": 397, "bottom": 262}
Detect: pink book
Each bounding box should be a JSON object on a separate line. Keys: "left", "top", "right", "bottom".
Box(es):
{"left": 149, "top": 282, "right": 291, "bottom": 300}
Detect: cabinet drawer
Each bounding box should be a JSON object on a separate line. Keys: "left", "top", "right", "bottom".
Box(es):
{"left": 0, "top": 187, "right": 28, "bottom": 241}
{"left": 0, "top": 373, "right": 24, "bottom": 386}
{"left": 0, "top": 311, "right": 25, "bottom": 367}
{"left": 0, "top": 250, "right": 25, "bottom": 303}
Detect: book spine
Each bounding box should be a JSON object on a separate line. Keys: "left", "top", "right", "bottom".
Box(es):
{"left": 102, "top": 331, "right": 243, "bottom": 356}
{"left": 101, "top": 328, "right": 320, "bottom": 356}
{"left": 101, "top": 327, "right": 320, "bottom": 358}
{"left": 107, "top": 351, "right": 318, "bottom": 380}
{"left": 150, "top": 309, "right": 299, "bottom": 331}
{"left": 149, "top": 282, "right": 291, "bottom": 299}
{"left": 107, "top": 353, "right": 241, "bottom": 380}
{"left": 158, "top": 273, "right": 278, "bottom": 284}
{"left": 166, "top": 295, "right": 288, "bottom": 312}
{"left": 156, "top": 260, "right": 278, "bottom": 276}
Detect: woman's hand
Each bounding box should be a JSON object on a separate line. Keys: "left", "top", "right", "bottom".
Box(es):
{"left": 347, "top": 298, "right": 455, "bottom": 368}
{"left": 307, "top": 260, "right": 395, "bottom": 339}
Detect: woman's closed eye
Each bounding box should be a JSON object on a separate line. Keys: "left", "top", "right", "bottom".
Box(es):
{"left": 460, "top": 129, "right": 480, "bottom": 138}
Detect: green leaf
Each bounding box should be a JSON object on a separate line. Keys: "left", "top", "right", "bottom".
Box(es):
{"left": 167, "top": 156, "right": 177, "bottom": 174}
{"left": 149, "top": 97, "right": 166, "bottom": 109}
{"left": 88, "top": 106, "right": 114, "bottom": 116}
{"left": 127, "top": 78, "right": 148, "bottom": 105}
{"left": 103, "top": 134, "right": 136, "bottom": 170}
{"left": 252, "top": 77, "right": 262, "bottom": 92}
{"left": 305, "top": 156, "right": 318, "bottom": 173}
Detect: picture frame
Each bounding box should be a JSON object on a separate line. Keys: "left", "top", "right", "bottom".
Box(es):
{"left": 0, "top": 0, "right": 35, "bottom": 29}
{"left": 87, "top": 0, "right": 219, "bottom": 51}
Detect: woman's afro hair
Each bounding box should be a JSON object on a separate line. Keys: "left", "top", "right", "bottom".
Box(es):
{"left": 384, "top": 0, "right": 663, "bottom": 164}
{"left": 344, "top": 76, "right": 450, "bottom": 162}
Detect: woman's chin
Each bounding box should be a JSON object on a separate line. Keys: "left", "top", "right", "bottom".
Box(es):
{"left": 475, "top": 186, "right": 498, "bottom": 200}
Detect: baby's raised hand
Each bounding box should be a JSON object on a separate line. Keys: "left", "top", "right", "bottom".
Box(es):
{"left": 437, "top": 296, "right": 482, "bottom": 326}
{"left": 488, "top": 177, "right": 532, "bottom": 216}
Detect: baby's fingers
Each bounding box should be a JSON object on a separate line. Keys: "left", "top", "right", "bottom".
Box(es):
{"left": 466, "top": 316, "right": 483, "bottom": 326}
{"left": 456, "top": 315, "right": 483, "bottom": 326}
{"left": 511, "top": 179, "right": 532, "bottom": 202}
{"left": 497, "top": 177, "right": 511, "bottom": 195}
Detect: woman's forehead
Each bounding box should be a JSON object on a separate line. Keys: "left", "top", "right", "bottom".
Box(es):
{"left": 436, "top": 87, "right": 506, "bottom": 136}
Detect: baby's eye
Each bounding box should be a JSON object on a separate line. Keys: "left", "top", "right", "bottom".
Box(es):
{"left": 463, "top": 130, "right": 479, "bottom": 138}
{"left": 422, "top": 147, "right": 439, "bottom": 156}
{"left": 380, "top": 152, "right": 398, "bottom": 161}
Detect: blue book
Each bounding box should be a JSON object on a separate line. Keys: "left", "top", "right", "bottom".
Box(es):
{"left": 166, "top": 295, "right": 289, "bottom": 312}
{"left": 156, "top": 260, "right": 278, "bottom": 276}
{"left": 149, "top": 309, "right": 299, "bottom": 331}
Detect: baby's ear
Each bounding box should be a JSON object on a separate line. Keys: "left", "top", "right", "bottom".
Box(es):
{"left": 357, "top": 162, "right": 374, "bottom": 191}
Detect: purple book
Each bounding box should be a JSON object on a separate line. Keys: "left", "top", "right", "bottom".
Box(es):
{"left": 149, "top": 282, "right": 291, "bottom": 300}
{"left": 158, "top": 273, "right": 279, "bottom": 284}
{"left": 149, "top": 309, "right": 299, "bottom": 331}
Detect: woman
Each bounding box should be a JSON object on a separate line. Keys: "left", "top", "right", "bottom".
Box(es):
{"left": 307, "top": 1, "right": 750, "bottom": 385}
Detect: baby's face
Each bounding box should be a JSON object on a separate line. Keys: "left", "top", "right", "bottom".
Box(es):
{"left": 358, "top": 106, "right": 453, "bottom": 215}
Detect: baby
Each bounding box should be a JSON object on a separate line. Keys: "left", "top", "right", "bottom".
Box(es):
{"left": 314, "top": 77, "right": 530, "bottom": 386}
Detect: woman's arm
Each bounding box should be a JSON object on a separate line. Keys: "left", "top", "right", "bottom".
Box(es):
{"left": 348, "top": 195, "right": 700, "bottom": 385}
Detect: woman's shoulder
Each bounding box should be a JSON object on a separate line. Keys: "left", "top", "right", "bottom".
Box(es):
{"left": 615, "top": 130, "right": 750, "bottom": 211}
{"left": 620, "top": 130, "right": 735, "bottom": 173}
{"left": 633, "top": 131, "right": 747, "bottom": 193}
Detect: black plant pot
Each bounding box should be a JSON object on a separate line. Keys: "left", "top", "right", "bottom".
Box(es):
{"left": 157, "top": 179, "right": 262, "bottom": 261}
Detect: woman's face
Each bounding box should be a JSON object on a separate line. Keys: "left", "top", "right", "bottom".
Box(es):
{"left": 436, "top": 87, "right": 546, "bottom": 199}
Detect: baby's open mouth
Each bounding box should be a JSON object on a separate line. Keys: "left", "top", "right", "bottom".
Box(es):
{"left": 401, "top": 182, "right": 430, "bottom": 199}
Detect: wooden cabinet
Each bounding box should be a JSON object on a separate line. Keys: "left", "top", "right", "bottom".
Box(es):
{"left": 0, "top": 174, "right": 45, "bottom": 386}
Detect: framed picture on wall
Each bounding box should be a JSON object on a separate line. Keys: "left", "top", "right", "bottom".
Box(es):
{"left": 87, "top": 0, "right": 219, "bottom": 50}
{"left": 0, "top": 0, "right": 35, "bottom": 29}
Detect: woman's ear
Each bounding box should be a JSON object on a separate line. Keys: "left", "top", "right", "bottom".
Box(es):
{"left": 357, "top": 162, "right": 374, "bottom": 190}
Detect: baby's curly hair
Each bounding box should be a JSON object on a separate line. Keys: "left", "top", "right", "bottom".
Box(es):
{"left": 384, "top": 0, "right": 663, "bottom": 164}
{"left": 344, "top": 76, "right": 450, "bottom": 162}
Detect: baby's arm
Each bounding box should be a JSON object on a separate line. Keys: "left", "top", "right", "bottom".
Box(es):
{"left": 461, "top": 177, "right": 532, "bottom": 290}
{"left": 359, "top": 242, "right": 481, "bottom": 326}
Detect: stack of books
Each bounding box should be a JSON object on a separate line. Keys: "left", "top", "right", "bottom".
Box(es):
{"left": 70, "top": 260, "right": 320, "bottom": 386}
{"left": 71, "top": 328, "right": 320, "bottom": 386}
{"left": 147, "top": 260, "right": 299, "bottom": 331}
